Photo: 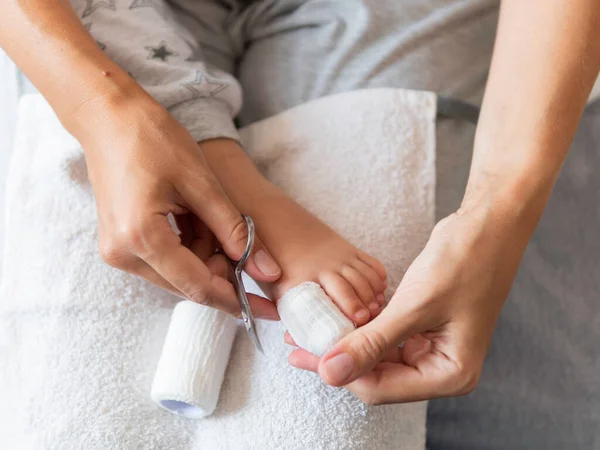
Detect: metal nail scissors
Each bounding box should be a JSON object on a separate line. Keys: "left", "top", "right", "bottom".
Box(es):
{"left": 229, "top": 215, "right": 264, "bottom": 354}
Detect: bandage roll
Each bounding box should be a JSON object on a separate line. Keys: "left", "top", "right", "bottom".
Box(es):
{"left": 277, "top": 282, "right": 355, "bottom": 357}
{"left": 151, "top": 301, "right": 237, "bottom": 419}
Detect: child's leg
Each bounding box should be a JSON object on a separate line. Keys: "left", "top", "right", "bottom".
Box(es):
{"left": 201, "top": 138, "right": 388, "bottom": 325}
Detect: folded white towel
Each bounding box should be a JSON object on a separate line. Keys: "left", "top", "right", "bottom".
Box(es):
{"left": 151, "top": 301, "right": 237, "bottom": 418}
{"left": 0, "top": 88, "right": 436, "bottom": 449}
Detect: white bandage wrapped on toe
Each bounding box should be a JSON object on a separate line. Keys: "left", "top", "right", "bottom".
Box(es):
{"left": 277, "top": 282, "right": 355, "bottom": 357}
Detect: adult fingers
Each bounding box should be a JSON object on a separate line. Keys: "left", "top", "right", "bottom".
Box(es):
{"left": 317, "top": 301, "right": 426, "bottom": 386}
{"left": 285, "top": 335, "right": 404, "bottom": 374}
{"left": 175, "top": 168, "right": 281, "bottom": 282}
{"left": 173, "top": 213, "right": 194, "bottom": 247}
{"left": 345, "top": 346, "right": 467, "bottom": 405}
{"left": 188, "top": 216, "right": 218, "bottom": 261}
{"left": 101, "top": 247, "right": 184, "bottom": 298}
{"left": 288, "top": 348, "right": 320, "bottom": 372}
{"left": 130, "top": 214, "right": 243, "bottom": 314}
{"left": 205, "top": 252, "right": 279, "bottom": 321}
{"left": 99, "top": 228, "right": 184, "bottom": 297}
{"left": 243, "top": 235, "right": 282, "bottom": 283}
{"left": 187, "top": 214, "right": 280, "bottom": 284}
{"left": 130, "top": 260, "right": 183, "bottom": 297}
{"left": 283, "top": 331, "right": 321, "bottom": 371}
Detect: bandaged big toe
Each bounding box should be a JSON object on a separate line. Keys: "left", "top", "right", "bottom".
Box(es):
{"left": 277, "top": 282, "right": 355, "bottom": 357}
{"left": 151, "top": 300, "right": 237, "bottom": 419}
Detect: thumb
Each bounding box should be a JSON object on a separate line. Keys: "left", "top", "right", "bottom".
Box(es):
{"left": 212, "top": 213, "right": 282, "bottom": 283}
{"left": 318, "top": 304, "right": 419, "bottom": 386}
{"left": 243, "top": 236, "right": 282, "bottom": 282}
{"left": 177, "top": 169, "right": 281, "bottom": 282}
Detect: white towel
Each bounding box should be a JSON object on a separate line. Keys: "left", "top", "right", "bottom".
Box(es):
{"left": 0, "top": 88, "right": 436, "bottom": 450}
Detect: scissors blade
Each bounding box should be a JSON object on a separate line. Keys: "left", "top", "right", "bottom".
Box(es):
{"left": 230, "top": 215, "right": 264, "bottom": 353}
{"left": 233, "top": 268, "right": 264, "bottom": 354}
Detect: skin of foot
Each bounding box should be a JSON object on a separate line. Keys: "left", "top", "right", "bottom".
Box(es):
{"left": 199, "top": 138, "right": 388, "bottom": 326}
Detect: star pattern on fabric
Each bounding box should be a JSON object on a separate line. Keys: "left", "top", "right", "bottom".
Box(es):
{"left": 84, "top": 23, "right": 107, "bottom": 51}
{"left": 81, "top": 0, "right": 116, "bottom": 18}
{"left": 182, "top": 71, "right": 228, "bottom": 99}
{"left": 145, "top": 41, "right": 179, "bottom": 61}
{"left": 129, "top": 0, "right": 164, "bottom": 13}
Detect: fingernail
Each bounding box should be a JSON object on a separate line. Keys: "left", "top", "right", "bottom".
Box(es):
{"left": 369, "top": 302, "right": 379, "bottom": 311}
{"left": 322, "top": 353, "right": 356, "bottom": 385}
{"left": 377, "top": 294, "right": 386, "bottom": 304}
{"left": 355, "top": 309, "right": 369, "bottom": 321}
{"left": 253, "top": 249, "right": 281, "bottom": 276}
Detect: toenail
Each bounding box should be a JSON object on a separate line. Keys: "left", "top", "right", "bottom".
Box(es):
{"left": 377, "top": 294, "right": 386, "bottom": 304}
{"left": 253, "top": 249, "right": 281, "bottom": 276}
{"left": 369, "top": 302, "right": 379, "bottom": 310}
{"left": 355, "top": 309, "right": 369, "bottom": 321}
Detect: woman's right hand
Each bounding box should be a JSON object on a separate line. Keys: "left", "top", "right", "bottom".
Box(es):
{"left": 72, "top": 90, "right": 281, "bottom": 319}
{"left": 1, "top": 0, "right": 280, "bottom": 317}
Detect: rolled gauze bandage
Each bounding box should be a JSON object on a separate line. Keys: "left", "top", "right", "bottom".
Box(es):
{"left": 277, "top": 282, "right": 355, "bottom": 357}
{"left": 151, "top": 300, "right": 237, "bottom": 419}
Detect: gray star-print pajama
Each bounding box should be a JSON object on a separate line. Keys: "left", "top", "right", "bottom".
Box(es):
{"left": 71, "top": 0, "right": 244, "bottom": 142}
{"left": 71, "top": 0, "right": 495, "bottom": 168}
{"left": 72, "top": 0, "right": 497, "bottom": 218}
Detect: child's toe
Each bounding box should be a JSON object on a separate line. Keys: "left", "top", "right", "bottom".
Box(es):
{"left": 320, "top": 271, "right": 371, "bottom": 325}
{"left": 358, "top": 252, "right": 387, "bottom": 282}
{"left": 350, "top": 257, "right": 386, "bottom": 296}
{"left": 340, "top": 264, "right": 379, "bottom": 313}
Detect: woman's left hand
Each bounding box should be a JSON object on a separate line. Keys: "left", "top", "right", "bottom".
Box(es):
{"left": 286, "top": 0, "right": 600, "bottom": 405}
{"left": 286, "top": 206, "right": 533, "bottom": 404}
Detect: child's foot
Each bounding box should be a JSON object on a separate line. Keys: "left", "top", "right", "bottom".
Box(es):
{"left": 200, "top": 139, "right": 387, "bottom": 325}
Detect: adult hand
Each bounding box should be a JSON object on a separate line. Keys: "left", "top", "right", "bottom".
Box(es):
{"left": 287, "top": 206, "right": 533, "bottom": 404}
{"left": 75, "top": 93, "right": 281, "bottom": 319}
{"left": 285, "top": 0, "right": 600, "bottom": 406}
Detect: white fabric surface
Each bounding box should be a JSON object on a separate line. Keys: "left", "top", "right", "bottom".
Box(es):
{"left": 151, "top": 300, "right": 237, "bottom": 419}
{"left": 0, "top": 51, "right": 20, "bottom": 276}
{"left": 277, "top": 282, "right": 355, "bottom": 357}
{"left": 0, "top": 88, "right": 436, "bottom": 449}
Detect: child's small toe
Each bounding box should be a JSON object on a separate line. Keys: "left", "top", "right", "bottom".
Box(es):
{"left": 358, "top": 252, "right": 387, "bottom": 282}
{"left": 340, "top": 264, "right": 378, "bottom": 312}
{"left": 350, "top": 258, "right": 386, "bottom": 295}
{"left": 320, "top": 271, "right": 371, "bottom": 325}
